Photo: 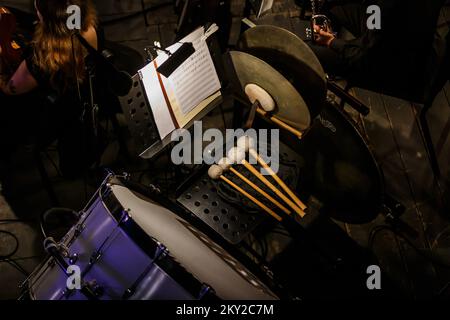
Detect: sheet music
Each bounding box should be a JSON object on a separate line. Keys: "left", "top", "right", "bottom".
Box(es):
{"left": 138, "top": 26, "right": 222, "bottom": 140}
{"left": 260, "top": 0, "right": 274, "bottom": 16}
{"left": 139, "top": 62, "right": 176, "bottom": 140}
{"left": 166, "top": 27, "right": 221, "bottom": 116}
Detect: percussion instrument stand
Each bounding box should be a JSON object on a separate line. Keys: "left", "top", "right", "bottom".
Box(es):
{"left": 328, "top": 79, "right": 370, "bottom": 116}
{"left": 140, "top": 0, "right": 149, "bottom": 27}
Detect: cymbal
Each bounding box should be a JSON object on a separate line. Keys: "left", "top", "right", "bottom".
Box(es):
{"left": 230, "top": 51, "right": 311, "bottom": 131}
{"left": 238, "top": 25, "right": 327, "bottom": 119}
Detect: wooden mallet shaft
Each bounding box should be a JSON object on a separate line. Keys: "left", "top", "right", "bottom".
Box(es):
{"left": 229, "top": 167, "right": 291, "bottom": 215}
{"left": 256, "top": 108, "right": 303, "bottom": 139}
{"left": 249, "top": 149, "right": 308, "bottom": 211}
{"left": 241, "top": 160, "right": 306, "bottom": 218}
{"left": 220, "top": 175, "right": 282, "bottom": 222}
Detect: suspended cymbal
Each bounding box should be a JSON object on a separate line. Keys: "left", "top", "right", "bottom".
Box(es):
{"left": 238, "top": 25, "right": 327, "bottom": 119}
{"left": 230, "top": 51, "right": 311, "bottom": 131}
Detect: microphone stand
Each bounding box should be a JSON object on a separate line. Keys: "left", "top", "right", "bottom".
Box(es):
{"left": 75, "top": 32, "right": 133, "bottom": 96}
{"left": 71, "top": 31, "right": 133, "bottom": 169}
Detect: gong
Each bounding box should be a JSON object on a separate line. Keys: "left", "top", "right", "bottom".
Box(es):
{"left": 238, "top": 25, "right": 327, "bottom": 119}
{"left": 230, "top": 50, "right": 311, "bottom": 131}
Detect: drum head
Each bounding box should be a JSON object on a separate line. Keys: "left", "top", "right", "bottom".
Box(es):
{"left": 238, "top": 25, "right": 327, "bottom": 119}
{"left": 230, "top": 51, "right": 311, "bottom": 130}
{"left": 298, "top": 102, "right": 384, "bottom": 224}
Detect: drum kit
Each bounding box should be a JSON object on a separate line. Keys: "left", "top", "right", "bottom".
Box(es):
{"left": 23, "top": 24, "right": 386, "bottom": 300}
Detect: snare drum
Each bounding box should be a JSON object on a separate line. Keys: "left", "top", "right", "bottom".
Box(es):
{"left": 27, "top": 176, "right": 277, "bottom": 300}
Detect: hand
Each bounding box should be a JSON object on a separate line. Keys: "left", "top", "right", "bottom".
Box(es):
{"left": 313, "top": 25, "right": 335, "bottom": 47}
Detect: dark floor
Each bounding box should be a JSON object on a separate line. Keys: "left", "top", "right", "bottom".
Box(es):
{"left": 1, "top": 0, "right": 450, "bottom": 300}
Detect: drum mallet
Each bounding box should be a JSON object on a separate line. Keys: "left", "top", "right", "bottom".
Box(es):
{"left": 208, "top": 164, "right": 282, "bottom": 221}
{"left": 218, "top": 157, "right": 291, "bottom": 215}
{"left": 245, "top": 84, "right": 303, "bottom": 139}
{"left": 237, "top": 136, "right": 308, "bottom": 212}
{"left": 228, "top": 147, "right": 305, "bottom": 218}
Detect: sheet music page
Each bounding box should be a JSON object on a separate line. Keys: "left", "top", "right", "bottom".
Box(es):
{"left": 139, "top": 62, "right": 176, "bottom": 140}
{"left": 165, "top": 27, "right": 221, "bottom": 118}
{"left": 138, "top": 26, "right": 222, "bottom": 140}
{"left": 261, "top": 0, "right": 274, "bottom": 15}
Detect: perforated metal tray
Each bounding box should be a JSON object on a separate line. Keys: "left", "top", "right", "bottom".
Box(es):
{"left": 177, "top": 143, "right": 304, "bottom": 244}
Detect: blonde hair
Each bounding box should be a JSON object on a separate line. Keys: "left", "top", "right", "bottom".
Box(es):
{"left": 32, "top": 0, "right": 97, "bottom": 90}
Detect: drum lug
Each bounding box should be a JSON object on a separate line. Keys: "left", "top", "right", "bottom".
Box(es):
{"left": 90, "top": 250, "right": 102, "bottom": 265}
{"left": 120, "top": 209, "right": 131, "bottom": 222}
{"left": 198, "top": 283, "right": 215, "bottom": 300}
{"left": 154, "top": 243, "right": 169, "bottom": 260}
{"left": 86, "top": 280, "right": 104, "bottom": 298}
{"left": 74, "top": 223, "right": 85, "bottom": 237}
{"left": 261, "top": 265, "right": 274, "bottom": 279}
{"left": 122, "top": 172, "right": 131, "bottom": 180}
{"left": 69, "top": 253, "right": 79, "bottom": 265}
{"left": 149, "top": 184, "right": 162, "bottom": 194}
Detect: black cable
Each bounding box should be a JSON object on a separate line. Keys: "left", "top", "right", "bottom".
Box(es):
{"left": 0, "top": 224, "right": 33, "bottom": 278}
{"left": 0, "top": 230, "right": 19, "bottom": 260}
{"left": 42, "top": 150, "right": 63, "bottom": 177}
{"left": 40, "top": 207, "right": 79, "bottom": 240}
{"left": 1, "top": 259, "right": 28, "bottom": 277}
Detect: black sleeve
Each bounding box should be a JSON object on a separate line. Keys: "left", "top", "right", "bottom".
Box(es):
{"left": 24, "top": 46, "right": 50, "bottom": 87}
{"left": 329, "top": 29, "right": 383, "bottom": 71}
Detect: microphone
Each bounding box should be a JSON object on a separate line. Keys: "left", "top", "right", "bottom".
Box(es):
{"left": 44, "top": 237, "right": 69, "bottom": 273}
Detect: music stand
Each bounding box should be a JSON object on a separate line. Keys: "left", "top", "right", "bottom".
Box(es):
{"left": 118, "top": 32, "right": 227, "bottom": 160}
{"left": 247, "top": 0, "right": 274, "bottom": 18}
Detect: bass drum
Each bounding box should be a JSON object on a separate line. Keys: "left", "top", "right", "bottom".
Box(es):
{"left": 27, "top": 176, "right": 277, "bottom": 300}
{"left": 297, "top": 101, "right": 385, "bottom": 224}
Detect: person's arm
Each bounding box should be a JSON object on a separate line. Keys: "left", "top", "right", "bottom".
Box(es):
{"left": 0, "top": 60, "right": 38, "bottom": 95}
{"left": 314, "top": 26, "right": 377, "bottom": 71}
{"left": 83, "top": 25, "right": 98, "bottom": 50}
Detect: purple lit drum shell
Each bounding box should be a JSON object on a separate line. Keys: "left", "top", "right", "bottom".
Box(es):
{"left": 28, "top": 184, "right": 277, "bottom": 300}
